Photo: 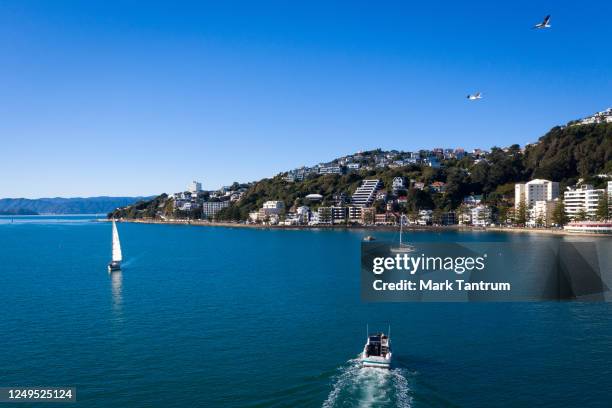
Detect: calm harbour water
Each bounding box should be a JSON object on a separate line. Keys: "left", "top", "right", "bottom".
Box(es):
{"left": 1, "top": 215, "right": 611, "bottom": 407}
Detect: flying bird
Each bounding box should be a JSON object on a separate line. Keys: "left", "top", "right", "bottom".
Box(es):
{"left": 467, "top": 92, "right": 482, "bottom": 100}
{"left": 533, "top": 15, "right": 551, "bottom": 29}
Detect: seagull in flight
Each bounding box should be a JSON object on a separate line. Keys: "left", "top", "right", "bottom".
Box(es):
{"left": 467, "top": 92, "right": 482, "bottom": 100}
{"left": 533, "top": 15, "right": 551, "bottom": 29}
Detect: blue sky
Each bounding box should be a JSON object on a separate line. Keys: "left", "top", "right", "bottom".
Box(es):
{"left": 1, "top": 1, "right": 611, "bottom": 198}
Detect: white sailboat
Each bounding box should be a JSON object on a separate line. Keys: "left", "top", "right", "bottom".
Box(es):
{"left": 390, "top": 214, "right": 415, "bottom": 253}
{"left": 108, "top": 220, "right": 122, "bottom": 272}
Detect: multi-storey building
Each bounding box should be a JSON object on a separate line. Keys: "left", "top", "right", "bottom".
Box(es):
{"left": 201, "top": 201, "right": 230, "bottom": 218}
{"left": 188, "top": 181, "right": 202, "bottom": 193}
{"left": 440, "top": 212, "right": 456, "bottom": 225}
{"left": 515, "top": 179, "right": 559, "bottom": 208}
{"left": 348, "top": 206, "right": 362, "bottom": 223}
{"left": 374, "top": 213, "right": 396, "bottom": 225}
{"left": 296, "top": 206, "right": 310, "bottom": 224}
{"left": 351, "top": 179, "right": 382, "bottom": 207}
{"left": 262, "top": 201, "right": 285, "bottom": 215}
{"left": 318, "top": 166, "right": 343, "bottom": 175}
{"left": 529, "top": 199, "right": 557, "bottom": 227}
{"left": 417, "top": 210, "right": 433, "bottom": 225}
{"left": 315, "top": 207, "right": 333, "bottom": 224}
{"left": 470, "top": 205, "right": 492, "bottom": 227}
{"left": 564, "top": 185, "right": 605, "bottom": 219}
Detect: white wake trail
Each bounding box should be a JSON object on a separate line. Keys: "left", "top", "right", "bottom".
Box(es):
{"left": 322, "top": 358, "right": 413, "bottom": 408}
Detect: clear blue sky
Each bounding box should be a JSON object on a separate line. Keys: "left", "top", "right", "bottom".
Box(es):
{"left": 1, "top": 1, "right": 610, "bottom": 198}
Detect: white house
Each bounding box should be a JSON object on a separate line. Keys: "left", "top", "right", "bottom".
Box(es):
{"left": 296, "top": 206, "right": 311, "bottom": 224}
{"left": 262, "top": 201, "right": 285, "bottom": 215}
{"left": 417, "top": 209, "right": 433, "bottom": 225}
{"left": 392, "top": 177, "right": 405, "bottom": 192}
{"left": 576, "top": 108, "right": 612, "bottom": 125}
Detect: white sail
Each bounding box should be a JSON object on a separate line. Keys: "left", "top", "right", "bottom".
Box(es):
{"left": 111, "top": 220, "right": 122, "bottom": 262}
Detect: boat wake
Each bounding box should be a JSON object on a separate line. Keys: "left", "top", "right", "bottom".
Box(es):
{"left": 322, "top": 358, "right": 413, "bottom": 408}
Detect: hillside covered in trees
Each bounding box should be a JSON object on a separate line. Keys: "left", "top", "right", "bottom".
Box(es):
{"left": 110, "top": 122, "right": 611, "bottom": 221}
{"left": 0, "top": 196, "right": 153, "bottom": 215}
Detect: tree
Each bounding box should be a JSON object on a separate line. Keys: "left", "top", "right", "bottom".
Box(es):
{"left": 432, "top": 208, "right": 444, "bottom": 225}
{"left": 407, "top": 210, "right": 419, "bottom": 224}
{"left": 596, "top": 192, "right": 610, "bottom": 221}
{"left": 575, "top": 208, "right": 588, "bottom": 221}
{"left": 515, "top": 199, "right": 527, "bottom": 226}
{"left": 362, "top": 208, "right": 375, "bottom": 225}
{"left": 374, "top": 200, "right": 386, "bottom": 214}
{"left": 496, "top": 204, "right": 511, "bottom": 225}
{"left": 535, "top": 216, "right": 544, "bottom": 227}
{"left": 456, "top": 204, "right": 470, "bottom": 225}
{"left": 551, "top": 200, "right": 568, "bottom": 226}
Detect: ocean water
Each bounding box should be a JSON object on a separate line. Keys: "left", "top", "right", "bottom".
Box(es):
{"left": 1, "top": 215, "right": 611, "bottom": 407}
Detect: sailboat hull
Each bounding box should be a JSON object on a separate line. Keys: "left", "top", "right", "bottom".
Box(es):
{"left": 390, "top": 247, "right": 414, "bottom": 253}
{"left": 108, "top": 261, "right": 121, "bottom": 273}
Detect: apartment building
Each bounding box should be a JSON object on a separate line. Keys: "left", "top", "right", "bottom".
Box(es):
{"left": 262, "top": 201, "right": 285, "bottom": 215}
{"left": 529, "top": 199, "right": 557, "bottom": 227}
{"left": 564, "top": 185, "right": 605, "bottom": 219}
{"left": 348, "top": 206, "right": 362, "bottom": 223}
{"left": 515, "top": 179, "right": 559, "bottom": 208}
{"left": 470, "top": 205, "right": 492, "bottom": 227}
{"left": 318, "top": 166, "right": 343, "bottom": 175}
{"left": 188, "top": 181, "right": 202, "bottom": 193}
{"left": 351, "top": 179, "right": 382, "bottom": 207}
{"left": 201, "top": 201, "right": 230, "bottom": 218}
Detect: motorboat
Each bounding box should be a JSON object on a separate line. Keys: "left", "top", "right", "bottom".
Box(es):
{"left": 361, "top": 329, "right": 392, "bottom": 369}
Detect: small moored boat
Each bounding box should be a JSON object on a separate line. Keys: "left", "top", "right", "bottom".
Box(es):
{"left": 361, "top": 328, "right": 392, "bottom": 369}
{"left": 390, "top": 214, "right": 415, "bottom": 253}
{"left": 363, "top": 235, "right": 376, "bottom": 241}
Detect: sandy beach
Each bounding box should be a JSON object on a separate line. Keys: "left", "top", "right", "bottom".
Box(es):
{"left": 100, "top": 218, "right": 612, "bottom": 237}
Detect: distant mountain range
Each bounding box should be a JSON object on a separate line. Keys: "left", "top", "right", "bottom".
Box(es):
{"left": 0, "top": 196, "right": 153, "bottom": 215}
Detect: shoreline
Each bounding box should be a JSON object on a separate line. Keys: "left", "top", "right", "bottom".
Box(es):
{"left": 101, "top": 218, "right": 612, "bottom": 237}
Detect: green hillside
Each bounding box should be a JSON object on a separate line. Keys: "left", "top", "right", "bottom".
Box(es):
{"left": 110, "top": 122, "right": 612, "bottom": 221}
